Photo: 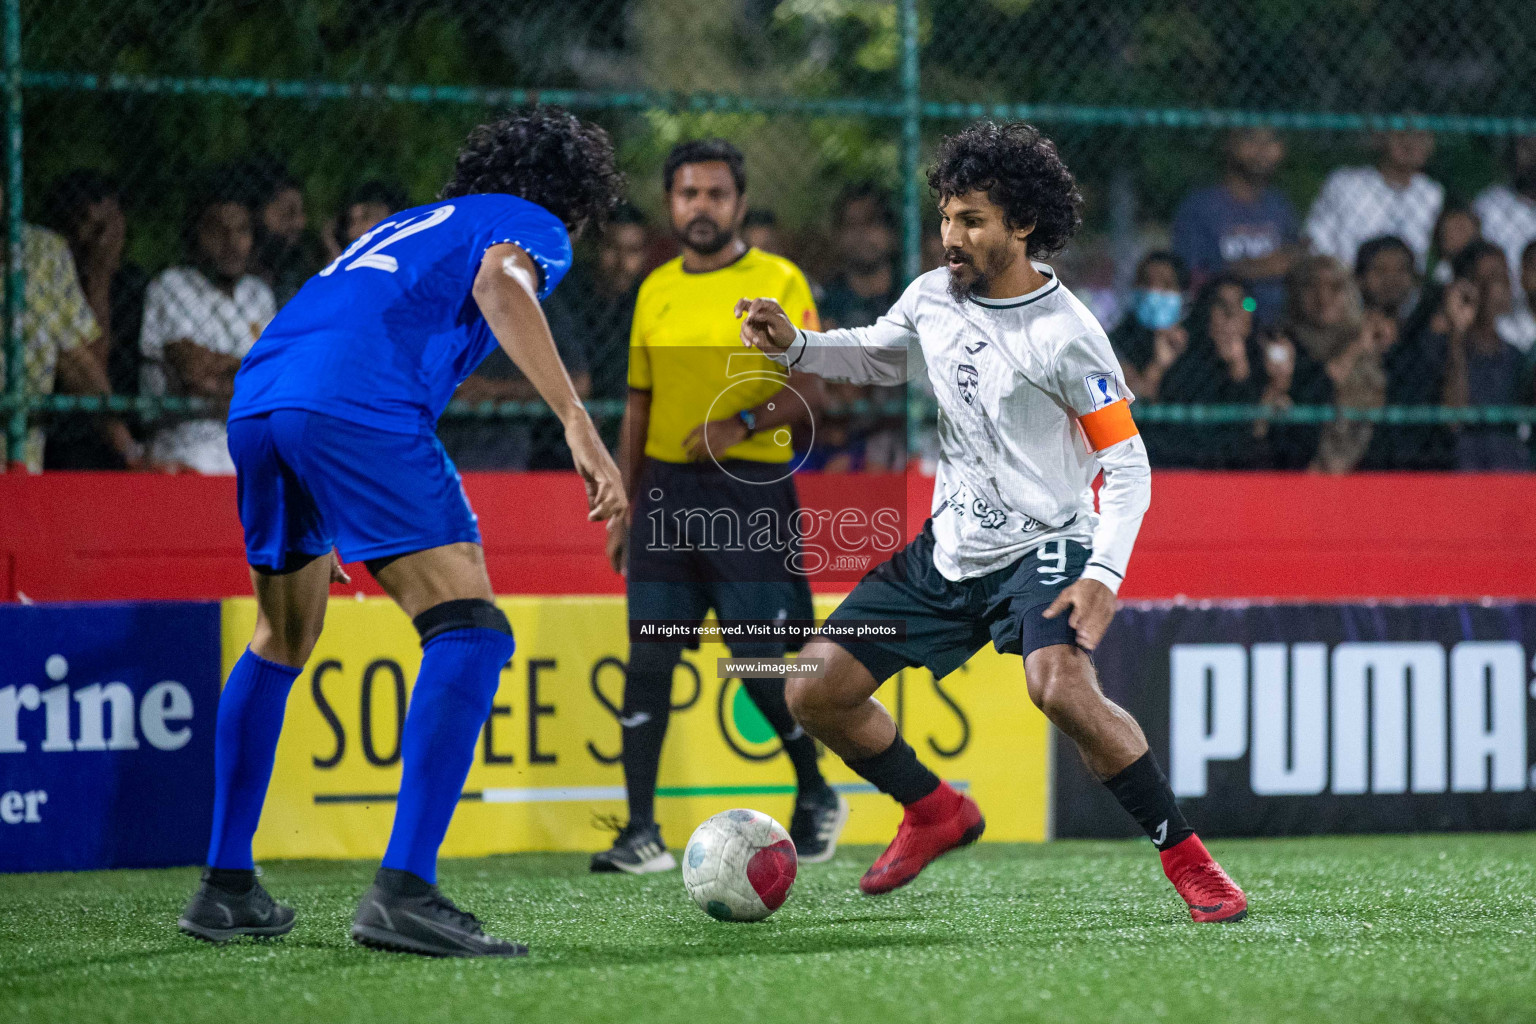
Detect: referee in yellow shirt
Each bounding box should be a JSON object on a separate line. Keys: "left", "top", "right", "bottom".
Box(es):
{"left": 592, "top": 139, "right": 849, "bottom": 873}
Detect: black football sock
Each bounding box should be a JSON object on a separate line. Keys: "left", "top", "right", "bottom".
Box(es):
{"left": 846, "top": 733, "right": 940, "bottom": 805}
{"left": 1102, "top": 750, "right": 1194, "bottom": 851}
{"left": 782, "top": 734, "right": 830, "bottom": 799}
{"left": 204, "top": 867, "right": 256, "bottom": 894}
{"left": 741, "top": 677, "right": 829, "bottom": 796}
{"left": 619, "top": 652, "right": 678, "bottom": 828}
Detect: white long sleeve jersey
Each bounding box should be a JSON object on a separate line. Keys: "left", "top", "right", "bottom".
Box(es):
{"left": 769, "top": 264, "right": 1151, "bottom": 592}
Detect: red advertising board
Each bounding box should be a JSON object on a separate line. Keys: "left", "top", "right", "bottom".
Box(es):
{"left": 2, "top": 471, "right": 1533, "bottom": 602}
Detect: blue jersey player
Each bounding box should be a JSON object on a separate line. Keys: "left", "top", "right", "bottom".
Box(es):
{"left": 177, "top": 109, "right": 627, "bottom": 957}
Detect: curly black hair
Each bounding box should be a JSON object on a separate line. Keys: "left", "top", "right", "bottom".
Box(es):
{"left": 927, "top": 121, "right": 1083, "bottom": 259}
{"left": 441, "top": 107, "right": 625, "bottom": 236}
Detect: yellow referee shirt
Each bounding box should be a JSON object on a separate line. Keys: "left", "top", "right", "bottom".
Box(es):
{"left": 628, "top": 248, "right": 820, "bottom": 464}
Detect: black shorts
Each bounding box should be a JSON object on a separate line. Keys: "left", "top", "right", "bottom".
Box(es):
{"left": 626, "top": 457, "right": 814, "bottom": 652}
{"left": 823, "top": 520, "right": 1089, "bottom": 682}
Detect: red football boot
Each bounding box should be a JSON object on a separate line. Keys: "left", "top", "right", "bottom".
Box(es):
{"left": 1160, "top": 834, "right": 1248, "bottom": 923}
{"left": 859, "top": 782, "right": 985, "bottom": 895}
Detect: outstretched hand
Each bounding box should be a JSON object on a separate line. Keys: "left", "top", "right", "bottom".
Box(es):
{"left": 1041, "top": 578, "right": 1118, "bottom": 651}
{"left": 734, "top": 297, "right": 797, "bottom": 353}
{"left": 566, "top": 417, "right": 627, "bottom": 523}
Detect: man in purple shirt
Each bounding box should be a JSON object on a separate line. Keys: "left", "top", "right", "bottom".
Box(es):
{"left": 1171, "top": 128, "right": 1300, "bottom": 326}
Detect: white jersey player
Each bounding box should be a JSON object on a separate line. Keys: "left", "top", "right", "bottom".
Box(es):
{"left": 767, "top": 256, "right": 1150, "bottom": 588}
{"left": 735, "top": 121, "right": 1248, "bottom": 924}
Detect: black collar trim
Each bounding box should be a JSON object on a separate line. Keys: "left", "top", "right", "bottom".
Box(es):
{"left": 968, "top": 273, "right": 1059, "bottom": 309}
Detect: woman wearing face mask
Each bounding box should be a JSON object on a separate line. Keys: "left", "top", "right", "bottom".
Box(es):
{"left": 1110, "top": 251, "right": 1190, "bottom": 402}
{"left": 1155, "top": 275, "right": 1291, "bottom": 468}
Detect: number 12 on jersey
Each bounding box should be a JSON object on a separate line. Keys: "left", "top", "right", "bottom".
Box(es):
{"left": 320, "top": 204, "right": 456, "bottom": 277}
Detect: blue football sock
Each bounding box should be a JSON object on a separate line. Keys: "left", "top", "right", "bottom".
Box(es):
{"left": 382, "top": 627, "right": 515, "bottom": 884}
{"left": 206, "top": 648, "right": 301, "bottom": 870}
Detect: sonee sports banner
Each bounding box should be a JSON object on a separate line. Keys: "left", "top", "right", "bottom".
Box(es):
{"left": 1055, "top": 602, "right": 1536, "bottom": 839}
{"left": 234, "top": 595, "right": 1051, "bottom": 861}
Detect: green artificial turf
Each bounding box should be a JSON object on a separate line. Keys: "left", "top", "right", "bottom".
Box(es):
{"left": 4, "top": 834, "right": 1536, "bottom": 1024}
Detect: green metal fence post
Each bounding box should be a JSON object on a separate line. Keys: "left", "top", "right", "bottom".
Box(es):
{"left": 899, "top": 0, "right": 923, "bottom": 463}
{"left": 2, "top": 0, "right": 22, "bottom": 470}
{"left": 899, "top": 0, "right": 921, "bottom": 285}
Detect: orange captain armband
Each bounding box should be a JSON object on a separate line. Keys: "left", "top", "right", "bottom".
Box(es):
{"left": 1078, "top": 398, "right": 1139, "bottom": 451}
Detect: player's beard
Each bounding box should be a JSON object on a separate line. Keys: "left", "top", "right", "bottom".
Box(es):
{"left": 677, "top": 215, "right": 734, "bottom": 256}
{"left": 945, "top": 242, "right": 1017, "bottom": 303}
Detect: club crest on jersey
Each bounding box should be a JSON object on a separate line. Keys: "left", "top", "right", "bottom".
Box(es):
{"left": 957, "top": 363, "right": 980, "bottom": 405}
{"left": 1084, "top": 372, "right": 1119, "bottom": 410}
{"left": 969, "top": 496, "right": 1005, "bottom": 529}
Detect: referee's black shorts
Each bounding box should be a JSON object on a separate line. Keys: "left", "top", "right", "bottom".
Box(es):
{"left": 626, "top": 457, "right": 814, "bottom": 651}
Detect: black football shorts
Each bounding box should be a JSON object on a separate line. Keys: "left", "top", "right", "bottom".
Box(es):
{"left": 626, "top": 457, "right": 814, "bottom": 653}
{"left": 821, "top": 519, "right": 1089, "bottom": 682}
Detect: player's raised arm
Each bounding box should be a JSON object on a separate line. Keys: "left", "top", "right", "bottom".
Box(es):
{"left": 473, "top": 241, "right": 626, "bottom": 523}
{"left": 735, "top": 289, "right": 916, "bottom": 386}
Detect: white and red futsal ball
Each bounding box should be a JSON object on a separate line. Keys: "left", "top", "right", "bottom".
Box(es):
{"left": 682, "top": 809, "right": 798, "bottom": 922}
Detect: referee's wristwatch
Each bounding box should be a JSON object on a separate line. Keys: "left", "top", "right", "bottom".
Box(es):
{"left": 735, "top": 409, "right": 759, "bottom": 438}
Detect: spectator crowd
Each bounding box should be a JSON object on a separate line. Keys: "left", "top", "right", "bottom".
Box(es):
{"left": 6, "top": 130, "right": 1536, "bottom": 475}
{"left": 1131, "top": 129, "right": 1536, "bottom": 471}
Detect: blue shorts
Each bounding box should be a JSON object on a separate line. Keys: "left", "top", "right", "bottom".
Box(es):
{"left": 228, "top": 409, "right": 481, "bottom": 572}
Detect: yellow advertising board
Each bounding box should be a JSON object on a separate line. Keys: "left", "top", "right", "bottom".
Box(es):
{"left": 220, "top": 595, "right": 1051, "bottom": 861}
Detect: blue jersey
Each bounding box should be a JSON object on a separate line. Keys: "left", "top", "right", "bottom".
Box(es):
{"left": 229, "top": 193, "right": 572, "bottom": 434}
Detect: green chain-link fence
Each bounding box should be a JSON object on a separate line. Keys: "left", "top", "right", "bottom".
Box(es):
{"left": 5, "top": 0, "right": 1536, "bottom": 473}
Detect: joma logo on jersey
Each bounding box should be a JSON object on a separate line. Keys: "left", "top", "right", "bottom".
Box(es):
{"left": 1169, "top": 641, "right": 1530, "bottom": 799}
{"left": 956, "top": 363, "right": 979, "bottom": 405}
